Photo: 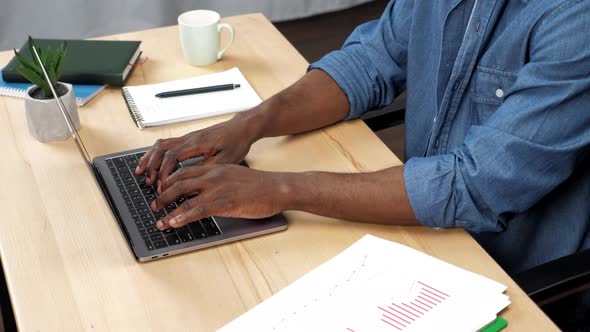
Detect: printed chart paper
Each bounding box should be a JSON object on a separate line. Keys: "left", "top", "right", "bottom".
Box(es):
{"left": 219, "top": 235, "right": 510, "bottom": 332}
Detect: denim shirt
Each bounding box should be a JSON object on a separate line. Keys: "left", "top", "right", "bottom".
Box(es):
{"left": 310, "top": 0, "right": 590, "bottom": 275}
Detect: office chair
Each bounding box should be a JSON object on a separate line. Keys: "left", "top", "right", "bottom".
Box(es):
{"left": 514, "top": 249, "right": 590, "bottom": 331}
{"left": 512, "top": 248, "right": 590, "bottom": 307}
{"left": 362, "top": 94, "right": 407, "bottom": 132}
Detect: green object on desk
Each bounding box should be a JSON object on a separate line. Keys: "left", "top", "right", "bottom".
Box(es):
{"left": 481, "top": 316, "right": 508, "bottom": 332}
{"left": 2, "top": 38, "right": 141, "bottom": 86}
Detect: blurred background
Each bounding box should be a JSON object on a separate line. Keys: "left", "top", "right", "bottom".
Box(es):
{"left": 0, "top": 0, "right": 377, "bottom": 51}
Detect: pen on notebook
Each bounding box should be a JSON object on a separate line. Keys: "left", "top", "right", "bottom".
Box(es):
{"left": 155, "top": 83, "right": 241, "bottom": 98}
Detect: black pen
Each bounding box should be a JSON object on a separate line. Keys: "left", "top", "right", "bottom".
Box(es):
{"left": 155, "top": 83, "right": 241, "bottom": 98}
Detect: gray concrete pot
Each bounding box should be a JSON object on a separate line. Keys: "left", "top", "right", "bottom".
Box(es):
{"left": 25, "top": 82, "right": 81, "bottom": 142}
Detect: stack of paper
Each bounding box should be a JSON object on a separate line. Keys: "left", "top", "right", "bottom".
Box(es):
{"left": 220, "top": 235, "right": 510, "bottom": 332}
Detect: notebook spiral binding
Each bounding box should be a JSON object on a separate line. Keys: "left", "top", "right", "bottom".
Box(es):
{"left": 122, "top": 88, "right": 145, "bottom": 129}
{"left": 0, "top": 86, "right": 27, "bottom": 98}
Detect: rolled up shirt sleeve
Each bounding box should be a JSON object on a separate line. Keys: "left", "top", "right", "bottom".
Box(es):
{"left": 405, "top": 1, "right": 590, "bottom": 232}
{"left": 308, "top": 0, "right": 412, "bottom": 120}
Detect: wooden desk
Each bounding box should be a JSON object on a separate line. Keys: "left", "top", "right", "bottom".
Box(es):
{"left": 0, "top": 14, "right": 557, "bottom": 331}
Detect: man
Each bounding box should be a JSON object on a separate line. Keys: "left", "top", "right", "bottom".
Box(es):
{"left": 137, "top": 0, "right": 590, "bottom": 322}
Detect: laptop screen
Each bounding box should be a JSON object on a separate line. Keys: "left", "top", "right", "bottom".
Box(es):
{"left": 31, "top": 45, "right": 93, "bottom": 167}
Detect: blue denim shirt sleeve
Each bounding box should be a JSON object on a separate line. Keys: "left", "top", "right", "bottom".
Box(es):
{"left": 308, "top": 0, "right": 412, "bottom": 120}
{"left": 405, "top": 1, "right": 590, "bottom": 232}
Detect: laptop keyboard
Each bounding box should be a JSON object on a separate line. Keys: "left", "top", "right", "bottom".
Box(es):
{"left": 106, "top": 152, "right": 221, "bottom": 251}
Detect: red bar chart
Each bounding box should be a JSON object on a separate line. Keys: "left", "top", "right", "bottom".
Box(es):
{"left": 377, "top": 281, "right": 450, "bottom": 330}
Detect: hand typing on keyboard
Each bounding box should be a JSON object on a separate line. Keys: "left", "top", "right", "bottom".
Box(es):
{"left": 134, "top": 112, "right": 260, "bottom": 187}
{"left": 150, "top": 164, "right": 288, "bottom": 230}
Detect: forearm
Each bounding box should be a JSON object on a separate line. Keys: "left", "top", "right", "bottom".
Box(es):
{"left": 277, "top": 166, "right": 418, "bottom": 225}
{"left": 234, "top": 69, "right": 350, "bottom": 140}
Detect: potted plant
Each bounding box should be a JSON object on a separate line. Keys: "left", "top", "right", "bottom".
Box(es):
{"left": 14, "top": 36, "right": 80, "bottom": 142}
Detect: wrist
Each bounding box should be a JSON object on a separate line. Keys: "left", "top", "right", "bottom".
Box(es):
{"left": 231, "top": 106, "right": 271, "bottom": 144}
{"left": 271, "top": 172, "right": 311, "bottom": 212}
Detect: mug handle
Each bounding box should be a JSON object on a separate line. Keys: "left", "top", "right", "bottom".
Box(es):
{"left": 217, "top": 23, "right": 235, "bottom": 60}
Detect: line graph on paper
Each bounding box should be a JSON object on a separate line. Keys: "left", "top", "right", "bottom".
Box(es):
{"left": 271, "top": 253, "right": 370, "bottom": 331}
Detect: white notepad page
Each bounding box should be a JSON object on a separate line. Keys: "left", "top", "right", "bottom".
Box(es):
{"left": 122, "top": 67, "right": 262, "bottom": 128}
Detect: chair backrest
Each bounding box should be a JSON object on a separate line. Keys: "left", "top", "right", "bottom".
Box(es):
{"left": 513, "top": 248, "right": 590, "bottom": 306}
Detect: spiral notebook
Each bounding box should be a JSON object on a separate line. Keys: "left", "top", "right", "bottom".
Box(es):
{"left": 122, "top": 67, "right": 262, "bottom": 129}
{"left": 0, "top": 70, "right": 105, "bottom": 107}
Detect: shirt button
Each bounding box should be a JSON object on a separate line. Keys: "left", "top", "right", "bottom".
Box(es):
{"left": 495, "top": 88, "right": 504, "bottom": 98}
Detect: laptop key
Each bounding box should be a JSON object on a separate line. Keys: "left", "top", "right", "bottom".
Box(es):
{"left": 165, "top": 233, "right": 181, "bottom": 246}
{"left": 145, "top": 195, "right": 157, "bottom": 204}
{"left": 145, "top": 240, "right": 155, "bottom": 251}
{"left": 140, "top": 213, "right": 155, "bottom": 223}
{"left": 150, "top": 233, "right": 164, "bottom": 242}
{"left": 146, "top": 225, "right": 159, "bottom": 234}
{"left": 113, "top": 157, "right": 126, "bottom": 167}
{"left": 177, "top": 227, "right": 195, "bottom": 242}
{"left": 202, "top": 218, "right": 221, "bottom": 236}
{"left": 142, "top": 220, "right": 156, "bottom": 229}
{"left": 153, "top": 210, "right": 167, "bottom": 220}
{"left": 189, "top": 222, "right": 208, "bottom": 239}
{"left": 153, "top": 240, "right": 167, "bottom": 249}
{"left": 165, "top": 203, "right": 177, "bottom": 214}
{"left": 142, "top": 187, "right": 155, "bottom": 195}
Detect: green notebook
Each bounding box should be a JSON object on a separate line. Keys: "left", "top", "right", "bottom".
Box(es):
{"left": 2, "top": 38, "right": 141, "bottom": 86}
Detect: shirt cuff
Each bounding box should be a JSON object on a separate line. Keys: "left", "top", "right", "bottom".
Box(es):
{"left": 404, "top": 154, "right": 506, "bottom": 233}
{"left": 404, "top": 155, "right": 459, "bottom": 229}
{"left": 309, "top": 49, "right": 376, "bottom": 121}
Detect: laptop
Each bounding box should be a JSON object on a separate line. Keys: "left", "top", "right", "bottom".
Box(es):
{"left": 32, "top": 46, "right": 288, "bottom": 262}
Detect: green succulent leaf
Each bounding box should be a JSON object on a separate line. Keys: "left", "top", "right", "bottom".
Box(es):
{"left": 15, "top": 64, "right": 51, "bottom": 97}
{"left": 27, "top": 36, "right": 40, "bottom": 67}
{"left": 45, "top": 46, "right": 58, "bottom": 84}
{"left": 15, "top": 64, "right": 43, "bottom": 85}
{"left": 54, "top": 42, "right": 67, "bottom": 81}
{"left": 12, "top": 49, "right": 43, "bottom": 77}
{"left": 15, "top": 36, "right": 67, "bottom": 93}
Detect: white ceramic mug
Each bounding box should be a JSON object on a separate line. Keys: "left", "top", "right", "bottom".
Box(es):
{"left": 178, "top": 10, "right": 235, "bottom": 66}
